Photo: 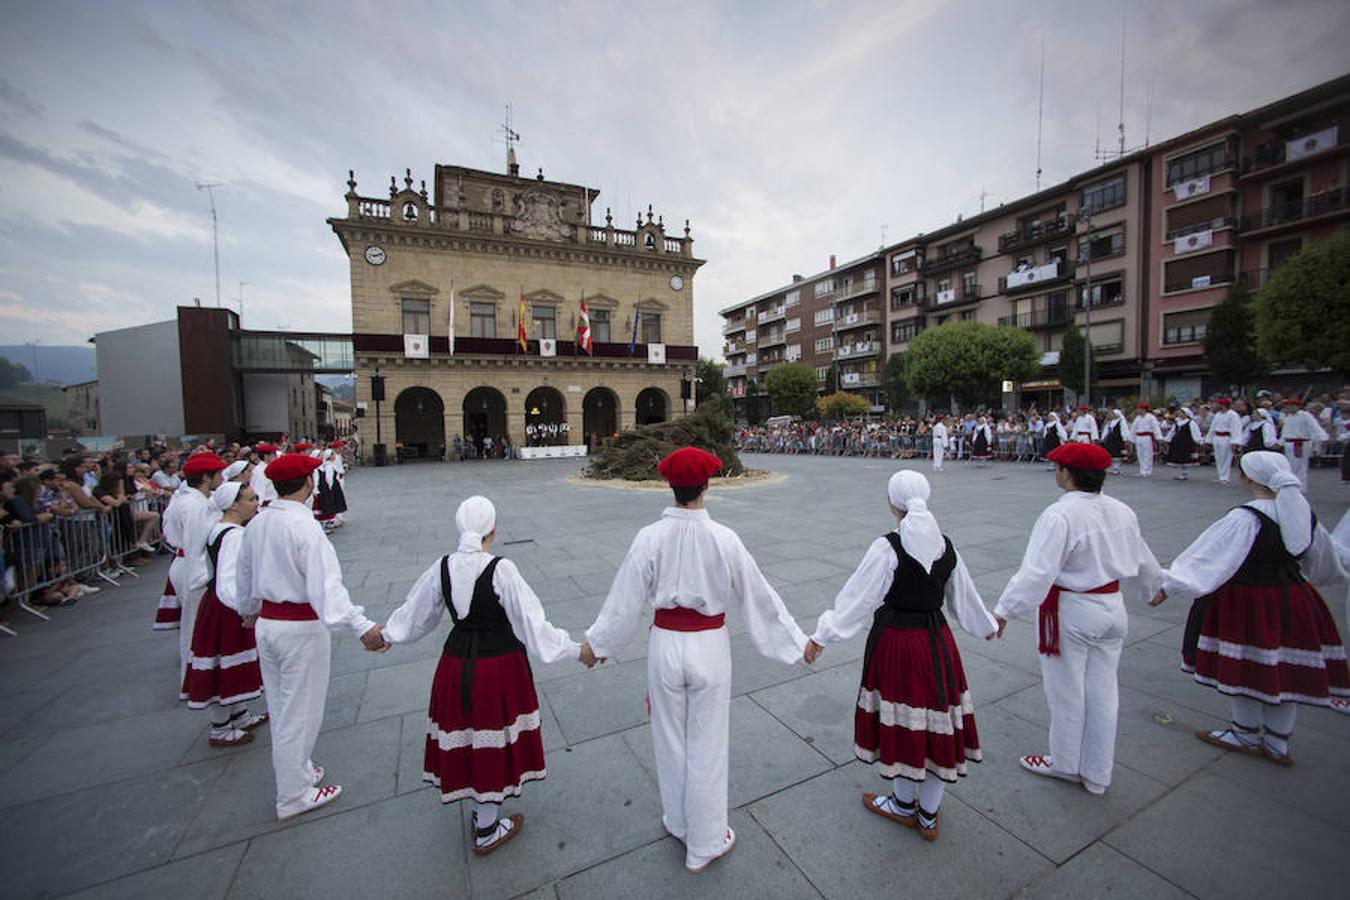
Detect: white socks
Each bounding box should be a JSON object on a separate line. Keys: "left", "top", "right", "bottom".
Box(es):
{"left": 1218, "top": 697, "right": 1297, "bottom": 756}
{"left": 209, "top": 702, "right": 243, "bottom": 729}
{"left": 890, "top": 778, "right": 944, "bottom": 818}
{"left": 473, "top": 800, "right": 498, "bottom": 830}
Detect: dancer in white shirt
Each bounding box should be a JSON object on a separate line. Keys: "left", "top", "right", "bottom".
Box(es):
{"left": 1278, "top": 398, "right": 1329, "bottom": 490}
{"left": 1040, "top": 413, "right": 1067, "bottom": 470}
{"left": 583, "top": 447, "right": 807, "bottom": 873}
{"left": 1206, "top": 398, "right": 1243, "bottom": 484}
{"left": 1100, "top": 409, "right": 1130, "bottom": 476}
{"left": 249, "top": 443, "right": 279, "bottom": 507}
{"left": 931, "top": 418, "right": 949, "bottom": 471}
{"left": 382, "top": 496, "right": 583, "bottom": 856}
{"left": 236, "top": 453, "right": 385, "bottom": 820}
{"left": 1071, "top": 406, "right": 1100, "bottom": 443}
{"left": 1165, "top": 408, "right": 1203, "bottom": 481}
{"left": 1130, "top": 405, "right": 1163, "bottom": 479}
{"left": 166, "top": 453, "right": 227, "bottom": 698}
{"left": 993, "top": 443, "right": 1162, "bottom": 795}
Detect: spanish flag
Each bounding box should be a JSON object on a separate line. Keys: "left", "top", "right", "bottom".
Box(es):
{"left": 517, "top": 289, "right": 528, "bottom": 353}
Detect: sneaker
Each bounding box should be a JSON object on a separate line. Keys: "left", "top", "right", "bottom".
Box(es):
{"left": 231, "top": 710, "right": 269, "bottom": 731}
{"left": 278, "top": 784, "right": 343, "bottom": 820}
{"left": 208, "top": 726, "right": 254, "bottom": 747}
{"left": 1082, "top": 779, "right": 1108, "bottom": 796}
{"left": 686, "top": 827, "right": 736, "bottom": 873}
{"left": 75, "top": 584, "right": 100, "bottom": 596}
{"left": 1019, "top": 754, "right": 1081, "bottom": 783}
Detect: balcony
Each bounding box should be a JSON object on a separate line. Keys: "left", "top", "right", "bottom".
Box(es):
{"left": 1239, "top": 268, "right": 1271, "bottom": 290}
{"left": 1244, "top": 126, "right": 1342, "bottom": 176}
{"left": 723, "top": 341, "right": 741, "bottom": 355}
{"left": 722, "top": 319, "right": 747, "bottom": 335}
{"left": 744, "top": 351, "right": 757, "bottom": 364}
{"left": 997, "top": 305, "right": 1072, "bottom": 330}
{"left": 745, "top": 329, "right": 757, "bottom": 343}
{"left": 998, "top": 214, "right": 1075, "bottom": 253}
{"left": 758, "top": 330, "right": 787, "bottom": 348}
{"left": 834, "top": 279, "right": 880, "bottom": 303}
{"left": 1240, "top": 188, "right": 1348, "bottom": 235}
{"left": 723, "top": 364, "right": 747, "bottom": 378}
{"left": 757, "top": 306, "right": 786, "bottom": 325}
{"left": 920, "top": 245, "right": 982, "bottom": 276}
{"left": 840, "top": 372, "right": 882, "bottom": 388}
{"left": 1164, "top": 270, "right": 1235, "bottom": 295}
{"left": 836, "top": 341, "right": 879, "bottom": 360}
{"left": 921, "top": 284, "right": 982, "bottom": 311}
{"left": 1165, "top": 216, "right": 1236, "bottom": 243}
{"left": 999, "top": 259, "right": 1073, "bottom": 294}
{"left": 833, "top": 309, "right": 883, "bottom": 332}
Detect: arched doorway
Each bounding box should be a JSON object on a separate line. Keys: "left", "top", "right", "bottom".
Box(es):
{"left": 583, "top": 387, "right": 619, "bottom": 446}
{"left": 462, "top": 386, "right": 507, "bottom": 456}
{"left": 636, "top": 387, "right": 669, "bottom": 425}
{"left": 394, "top": 387, "right": 445, "bottom": 461}
{"left": 525, "top": 386, "right": 567, "bottom": 445}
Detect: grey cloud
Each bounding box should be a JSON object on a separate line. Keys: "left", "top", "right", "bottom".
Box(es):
{"left": 0, "top": 78, "right": 45, "bottom": 117}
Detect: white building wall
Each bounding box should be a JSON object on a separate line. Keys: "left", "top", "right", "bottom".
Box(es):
{"left": 242, "top": 373, "right": 290, "bottom": 434}
{"left": 94, "top": 320, "right": 185, "bottom": 436}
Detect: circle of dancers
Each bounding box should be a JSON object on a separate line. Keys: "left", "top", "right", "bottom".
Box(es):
{"left": 151, "top": 436, "right": 1349, "bottom": 872}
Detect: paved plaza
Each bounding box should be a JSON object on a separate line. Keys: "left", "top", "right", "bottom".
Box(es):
{"left": 1, "top": 455, "right": 1347, "bottom": 899}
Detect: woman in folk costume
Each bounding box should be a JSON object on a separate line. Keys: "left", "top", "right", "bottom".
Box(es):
{"left": 1040, "top": 412, "right": 1067, "bottom": 469}
{"left": 1164, "top": 407, "right": 1202, "bottom": 480}
{"left": 185, "top": 481, "right": 269, "bottom": 747}
{"left": 382, "top": 496, "right": 582, "bottom": 856}
{"left": 1100, "top": 409, "right": 1130, "bottom": 476}
{"left": 327, "top": 442, "right": 349, "bottom": 524}
{"left": 168, "top": 453, "right": 228, "bottom": 697}
{"left": 1151, "top": 452, "right": 1348, "bottom": 763}
{"left": 969, "top": 416, "right": 994, "bottom": 466}
{"left": 153, "top": 479, "right": 194, "bottom": 631}
{"left": 311, "top": 449, "right": 339, "bottom": 531}
{"left": 1242, "top": 407, "right": 1277, "bottom": 453}
{"left": 804, "top": 470, "right": 997, "bottom": 841}
{"left": 583, "top": 447, "right": 808, "bottom": 873}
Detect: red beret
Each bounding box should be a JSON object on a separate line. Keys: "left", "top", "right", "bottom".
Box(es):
{"left": 1136, "top": 403, "right": 1150, "bottom": 410}
{"left": 657, "top": 446, "right": 723, "bottom": 487}
{"left": 1075, "top": 405, "right": 1091, "bottom": 411}
{"left": 328, "top": 441, "right": 345, "bottom": 449}
{"left": 1215, "top": 397, "right": 1231, "bottom": 406}
{"left": 1046, "top": 442, "right": 1112, "bottom": 471}
{"left": 181, "top": 452, "right": 227, "bottom": 477}
{"left": 1281, "top": 397, "right": 1302, "bottom": 406}
{"left": 265, "top": 453, "right": 322, "bottom": 482}
{"left": 292, "top": 442, "right": 312, "bottom": 452}
{"left": 255, "top": 443, "right": 278, "bottom": 454}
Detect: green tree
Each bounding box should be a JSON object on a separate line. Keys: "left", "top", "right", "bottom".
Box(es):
{"left": 1254, "top": 231, "right": 1350, "bottom": 377}
{"left": 883, "top": 352, "right": 909, "bottom": 411}
{"left": 1058, "top": 323, "right": 1097, "bottom": 398}
{"left": 905, "top": 322, "right": 1039, "bottom": 407}
{"left": 1204, "top": 283, "right": 1268, "bottom": 392}
{"left": 0, "top": 358, "right": 32, "bottom": 390}
{"left": 823, "top": 361, "right": 840, "bottom": 394}
{"left": 764, "top": 363, "right": 819, "bottom": 417}
{"left": 816, "top": 390, "right": 871, "bottom": 420}
{"left": 695, "top": 357, "right": 727, "bottom": 406}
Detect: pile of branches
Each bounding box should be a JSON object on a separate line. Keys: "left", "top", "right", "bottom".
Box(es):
{"left": 585, "top": 401, "right": 744, "bottom": 481}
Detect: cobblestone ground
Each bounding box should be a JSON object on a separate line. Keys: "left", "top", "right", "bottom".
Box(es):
{"left": 1, "top": 455, "right": 1346, "bottom": 899}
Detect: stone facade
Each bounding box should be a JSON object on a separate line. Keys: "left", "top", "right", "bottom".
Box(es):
{"left": 329, "top": 158, "right": 705, "bottom": 457}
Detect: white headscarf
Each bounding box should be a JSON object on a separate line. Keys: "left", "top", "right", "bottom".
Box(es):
{"left": 887, "top": 470, "right": 945, "bottom": 573}
{"left": 222, "top": 460, "right": 248, "bottom": 482}
{"left": 211, "top": 481, "right": 243, "bottom": 512}
{"left": 455, "top": 495, "right": 497, "bottom": 554}
{"left": 1240, "top": 451, "right": 1312, "bottom": 555}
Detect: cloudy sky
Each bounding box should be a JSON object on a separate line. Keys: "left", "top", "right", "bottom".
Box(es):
{"left": 2, "top": 0, "right": 1347, "bottom": 359}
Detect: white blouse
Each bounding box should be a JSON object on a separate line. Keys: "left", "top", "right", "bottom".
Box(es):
{"left": 812, "top": 533, "right": 997, "bottom": 645}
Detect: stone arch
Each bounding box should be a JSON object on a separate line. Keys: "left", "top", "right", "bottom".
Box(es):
{"left": 636, "top": 387, "right": 669, "bottom": 425}
{"left": 462, "top": 386, "right": 508, "bottom": 455}
{"left": 524, "top": 386, "right": 567, "bottom": 445}
{"left": 583, "top": 387, "right": 620, "bottom": 445}
{"left": 394, "top": 386, "right": 446, "bottom": 460}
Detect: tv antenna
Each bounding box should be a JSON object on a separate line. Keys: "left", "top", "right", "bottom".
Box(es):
{"left": 195, "top": 181, "right": 223, "bottom": 307}
{"left": 879, "top": 224, "right": 888, "bottom": 248}
{"left": 1035, "top": 37, "right": 1046, "bottom": 190}
{"left": 498, "top": 104, "right": 520, "bottom": 152}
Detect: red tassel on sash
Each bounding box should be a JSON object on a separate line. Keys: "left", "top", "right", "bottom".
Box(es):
{"left": 1038, "top": 581, "right": 1120, "bottom": 656}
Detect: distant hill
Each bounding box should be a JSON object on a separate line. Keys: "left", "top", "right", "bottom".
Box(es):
{"left": 0, "top": 345, "right": 97, "bottom": 386}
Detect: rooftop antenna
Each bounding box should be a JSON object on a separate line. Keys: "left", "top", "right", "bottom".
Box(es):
{"left": 978, "top": 188, "right": 989, "bottom": 214}
{"left": 879, "top": 224, "right": 888, "bottom": 248}
{"left": 1143, "top": 70, "right": 1155, "bottom": 147}
{"left": 1117, "top": 10, "right": 1127, "bottom": 157}
{"left": 236, "top": 280, "right": 247, "bottom": 324}
{"left": 498, "top": 104, "right": 521, "bottom": 175}
{"left": 1035, "top": 36, "right": 1045, "bottom": 190}
{"left": 195, "top": 181, "right": 223, "bottom": 307}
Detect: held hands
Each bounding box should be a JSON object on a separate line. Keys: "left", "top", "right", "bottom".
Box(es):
{"left": 803, "top": 639, "right": 824, "bottom": 665}
{"left": 241, "top": 614, "right": 258, "bottom": 630}
{"left": 1149, "top": 589, "right": 1167, "bottom": 607}
{"left": 579, "top": 641, "right": 606, "bottom": 669}
{"left": 360, "top": 624, "right": 390, "bottom": 652}
{"left": 991, "top": 614, "right": 1007, "bottom": 640}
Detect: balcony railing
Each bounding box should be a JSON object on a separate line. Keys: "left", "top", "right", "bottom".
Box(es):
{"left": 921, "top": 284, "right": 982, "bottom": 311}
{"left": 997, "top": 305, "right": 1072, "bottom": 329}
{"left": 834, "top": 279, "right": 880, "bottom": 303}
{"left": 1245, "top": 127, "right": 1342, "bottom": 175}
{"left": 1000, "top": 259, "right": 1073, "bottom": 294}
{"left": 758, "top": 330, "right": 787, "bottom": 348}
{"left": 1163, "top": 270, "right": 1235, "bottom": 294}
{"left": 1239, "top": 188, "right": 1347, "bottom": 233}
{"left": 997, "top": 215, "right": 1075, "bottom": 253}
{"left": 832, "top": 309, "right": 883, "bottom": 331}
{"left": 840, "top": 372, "right": 882, "bottom": 388}
{"left": 723, "top": 364, "right": 747, "bottom": 378}
{"left": 920, "top": 245, "right": 982, "bottom": 276}
{"left": 1165, "top": 216, "right": 1236, "bottom": 242}
{"left": 722, "top": 319, "right": 747, "bottom": 335}
{"left": 724, "top": 341, "right": 741, "bottom": 355}
{"left": 836, "top": 342, "right": 879, "bottom": 359}
{"left": 757, "top": 306, "right": 786, "bottom": 325}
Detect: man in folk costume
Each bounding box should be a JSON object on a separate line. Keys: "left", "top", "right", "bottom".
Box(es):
{"left": 803, "top": 471, "right": 997, "bottom": 841}
{"left": 1100, "top": 409, "right": 1131, "bottom": 476}
{"left": 1040, "top": 412, "right": 1066, "bottom": 470}
{"left": 969, "top": 416, "right": 993, "bottom": 467}
{"left": 1204, "top": 397, "right": 1242, "bottom": 484}
{"left": 1071, "top": 406, "right": 1099, "bottom": 444}
{"left": 930, "top": 417, "right": 949, "bottom": 471}
{"left": 993, "top": 443, "right": 1162, "bottom": 795}
{"left": 250, "top": 444, "right": 279, "bottom": 507}
{"left": 1151, "top": 451, "right": 1348, "bottom": 763}
{"left": 167, "top": 453, "right": 228, "bottom": 697}
{"left": 1129, "top": 404, "right": 1162, "bottom": 479}
{"left": 381, "top": 496, "right": 585, "bottom": 856}
{"left": 185, "top": 481, "right": 269, "bottom": 747}
{"left": 1164, "top": 407, "right": 1202, "bottom": 480}
{"left": 583, "top": 447, "right": 808, "bottom": 873}
{"left": 1277, "top": 398, "right": 1329, "bottom": 490}
{"left": 235, "top": 453, "right": 386, "bottom": 819}
{"left": 153, "top": 478, "right": 194, "bottom": 631}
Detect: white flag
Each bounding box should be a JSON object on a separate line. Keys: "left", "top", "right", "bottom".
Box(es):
{"left": 539, "top": 338, "right": 557, "bottom": 357}
{"left": 447, "top": 283, "right": 455, "bottom": 355}
{"left": 404, "top": 333, "right": 429, "bottom": 358}
{"left": 647, "top": 342, "right": 666, "bottom": 365}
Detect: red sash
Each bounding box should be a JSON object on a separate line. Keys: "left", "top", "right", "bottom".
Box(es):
{"left": 1288, "top": 439, "right": 1307, "bottom": 458}
{"left": 175, "top": 548, "right": 186, "bottom": 558}
{"left": 1214, "top": 432, "right": 1230, "bottom": 437}
{"left": 260, "top": 600, "right": 319, "bottom": 621}
{"left": 1038, "top": 581, "right": 1121, "bottom": 656}
{"left": 654, "top": 607, "right": 725, "bottom": 632}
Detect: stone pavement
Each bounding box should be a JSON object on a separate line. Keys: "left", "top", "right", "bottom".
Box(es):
{"left": 1, "top": 455, "right": 1347, "bottom": 899}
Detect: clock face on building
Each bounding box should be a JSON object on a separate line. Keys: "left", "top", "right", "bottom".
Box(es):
{"left": 669, "top": 274, "right": 684, "bottom": 292}
{"left": 364, "top": 245, "right": 386, "bottom": 266}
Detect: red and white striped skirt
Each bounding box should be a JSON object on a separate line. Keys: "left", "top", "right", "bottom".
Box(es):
{"left": 423, "top": 649, "right": 546, "bottom": 803}
{"left": 184, "top": 587, "right": 263, "bottom": 709}
{"left": 855, "top": 625, "right": 982, "bottom": 782}
{"left": 1182, "top": 582, "right": 1350, "bottom": 712}
{"left": 153, "top": 573, "right": 181, "bottom": 630}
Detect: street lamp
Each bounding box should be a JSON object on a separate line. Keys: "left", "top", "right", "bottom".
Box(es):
{"left": 371, "top": 368, "right": 386, "bottom": 466}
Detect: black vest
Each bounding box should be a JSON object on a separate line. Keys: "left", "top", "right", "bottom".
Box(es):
{"left": 440, "top": 555, "right": 527, "bottom": 711}
{"left": 206, "top": 525, "right": 240, "bottom": 594}
{"left": 864, "top": 533, "right": 959, "bottom": 707}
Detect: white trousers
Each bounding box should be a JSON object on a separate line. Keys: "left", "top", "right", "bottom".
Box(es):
{"left": 932, "top": 446, "right": 944, "bottom": 470}
{"left": 648, "top": 626, "right": 731, "bottom": 865}
{"left": 256, "top": 618, "right": 330, "bottom": 817}
{"left": 1284, "top": 445, "right": 1310, "bottom": 489}
{"left": 1039, "top": 592, "right": 1127, "bottom": 788}
{"left": 1134, "top": 438, "right": 1154, "bottom": 477}
{"left": 169, "top": 557, "right": 196, "bottom": 692}
{"left": 1213, "top": 438, "right": 1234, "bottom": 482}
